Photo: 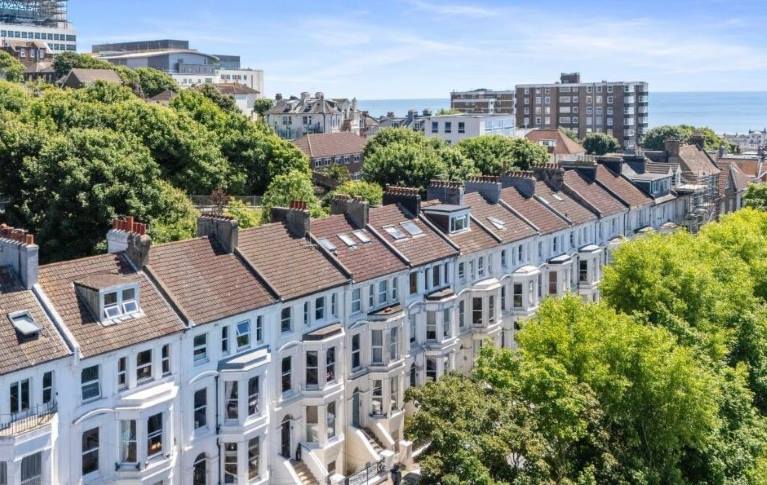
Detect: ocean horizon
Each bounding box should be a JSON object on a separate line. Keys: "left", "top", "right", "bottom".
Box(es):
{"left": 358, "top": 92, "right": 767, "bottom": 135}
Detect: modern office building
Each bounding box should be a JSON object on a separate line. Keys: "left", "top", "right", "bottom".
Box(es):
{"left": 450, "top": 89, "right": 515, "bottom": 115}
{"left": 0, "top": 0, "right": 76, "bottom": 53}
{"left": 92, "top": 39, "right": 264, "bottom": 94}
{"left": 516, "top": 73, "right": 649, "bottom": 150}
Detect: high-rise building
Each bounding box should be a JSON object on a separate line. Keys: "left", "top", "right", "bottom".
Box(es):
{"left": 450, "top": 88, "right": 515, "bottom": 115}
{"left": 0, "top": 0, "right": 76, "bottom": 53}
{"left": 515, "top": 73, "right": 649, "bottom": 149}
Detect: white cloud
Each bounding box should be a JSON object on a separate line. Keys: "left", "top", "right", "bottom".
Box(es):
{"left": 404, "top": 0, "right": 500, "bottom": 18}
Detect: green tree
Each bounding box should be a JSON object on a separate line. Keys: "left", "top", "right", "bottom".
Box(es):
{"left": 456, "top": 135, "right": 549, "bottom": 174}
{"left": 582, "top": 132, "right": 620, "bottom": 155}
{"left": 0, "top": 80, "right": 29, "bottom": 112}
{"left": 562, "top": 128, "right": 580, "bottom": 142}
{"left": 224, "top": 198, "right": 261, "bottom": 229}
{"left": 134, "top": 67, "right": 177, "bottom": 97}
{"left": 642, "top": 124, "right": 734, "bottom": 152}
{"left": 52, "top": 51, "right": 114, "bottom": 79}
{"left": 194, "top": 83, "right": 238, "bottom": 113}
{"left": 0, "top": 51, "right": 24, "bottom": 82}
{"left": 5, "top": 128, "right": 196, "bottom": 261}
{"left": 363, "top": 141, "right": 446, "bottom": 191}
{"left": 253, "top": 98, "right": 273, "bottom": 118}
{"left": 260, "top": 170, "right": 323, "bottom": 223}
{"left": 323, "top": 164, "right": 350, "bottom": 185}
{"left": 440, "top": 146, "right": 478, "bottom": 181}
{"left": 330, "top": 180, "right": 384, "bottom": 206}
{"left": 744, "top": 184, "right": 767, "bottom": 210}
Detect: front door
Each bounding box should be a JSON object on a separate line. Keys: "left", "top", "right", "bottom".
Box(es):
{"left": 352, "top": 391, "right": 361, "bottom": 427}
{"left": 281, "top": 420, "right": 291, "bottom": 458}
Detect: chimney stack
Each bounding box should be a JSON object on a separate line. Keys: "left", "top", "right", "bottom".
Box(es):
{"left": 383, "top": 186, "right": 422, "bottom": 217}
{"left": 271, "top": 201, "right": 311, "bottom": 238}
{"left": 0, "top": 224, "right": 37, "bottom": 289}
{"left": 465, "top": 176, "right": 503, "bottom": 203}
{"left": 664, "top": 138, "right": 681, "bottom": 159}
{"left": 427, "top": 180, "right": 464, "bottom": 206}
{"left": 500, "top": 170, "right": 537, "bottom": 197}
{"left": 275, "top": 93, "right": 282, "bottom": 101}
{"left": 596, "top": 155, "right": 624, "bottom": 175}
{"left": 108, "top": 217, "right": 151, "bottom": 269}
{"left": 532, "top": 163, "right": 565, "bottom": 191}
{"left": 197, "top": 214, "right": 239, "bottom": 254}
{"left": 330, "top": 195, "right": 369, "bottom": 229}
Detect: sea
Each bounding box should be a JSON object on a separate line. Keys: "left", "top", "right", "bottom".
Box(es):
{"left": 358, "top": 92, "right": 767, "bottom": 135}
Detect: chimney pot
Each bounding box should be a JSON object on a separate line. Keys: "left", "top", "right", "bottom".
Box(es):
{"left": 0, "top": 223, "right": 38, "bottom": 289}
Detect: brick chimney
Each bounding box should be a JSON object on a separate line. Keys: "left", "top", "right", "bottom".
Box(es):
{"left": 596, "top": 155, "right": 624, "bottom": 176}
{"left": 500, "top": 170, "right": 537, "bottom": 197}
{"left": 271, "top": 201, "right": 311, "bottom": 238}
{"left": 464, "top": 176, "right": 502, "bottom": 203}
{"left": 197, "top": 214, "right": 239, "bottom": 254}
{"left": 330, "top": 194, "right": 369, "bottom": 229}
{"left": 383, "top": 186, "right": 421, "bottom": 217}
{"left": 108, "top": 217, "right": 151, "bottom": 269}
{"left": 0, "top": 224, "right": 37, "bottom": 289}
{"left": 560, "top": 158, "right": 597, "bottom": 182}
{"left": 533, "top": 163, "right": 565, "bottom": 191}
{"left": 427, "top": 180, "right": 464, "bottom": 205}
{"left": 664, "top": 138, "right": 681, "bottom": 159}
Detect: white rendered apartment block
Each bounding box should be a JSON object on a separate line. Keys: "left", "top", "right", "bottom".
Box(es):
{"left": 0, "top": 156, "right": 714, "bottom": 484}
{"left": 425, "top": 113, "right": 516, "bottom": 145}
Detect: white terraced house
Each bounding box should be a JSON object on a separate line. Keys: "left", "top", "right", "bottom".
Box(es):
{"left": 0, "top": 153, "right": 740, "bottom": 485}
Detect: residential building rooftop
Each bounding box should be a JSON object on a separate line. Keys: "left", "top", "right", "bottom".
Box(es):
{"left": 293, "top": 132, "right": 367, "bottom": 160}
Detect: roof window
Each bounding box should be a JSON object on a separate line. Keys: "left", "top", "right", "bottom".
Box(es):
{"left": 384, "top": 226, "right": 407, "bottom": 240}
{"left": 487, "top": 216, "right": 506, "bottom": 230}
{"left": 338, "top": 233, "right": 357, "bottom": 247}
{"left": 352, "top": 230, "right": 371, "bottom": 243}
{"left": 318, "top": 238, "right": 337, "bottom": 252}
{"left": 400, "top": 221, "right": 423, "bottom": 237}
{"left": 8, "top": 310, "right": 40, "bottom": 337}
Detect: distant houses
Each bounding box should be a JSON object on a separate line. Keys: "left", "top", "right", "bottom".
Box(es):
{"left": 267, "top": 92, "right": 362, "bottom": 140}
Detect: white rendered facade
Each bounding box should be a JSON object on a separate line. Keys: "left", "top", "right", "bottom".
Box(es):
{"left": 0, "top": 167, "right": 725, "bottom": 485}
{"left": 425, "top": 114, "right": 517, "bottom": 145}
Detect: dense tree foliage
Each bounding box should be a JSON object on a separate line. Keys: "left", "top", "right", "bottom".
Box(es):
{"left": 744, "top": 184, "right": 767, "bottom": 211}
{"left": 642, "top": 124, "right": 734, "bottom": 152}
{"left": 0, "top": 79, "right": 309, "bottom": 261}
{"left": 225, "top": 199, "right": 261, "bottom": 229}
{"left": 329, "top": 180, "right": 384, "bottom": 206}
{"left": 0, "top": 51, "right": 24, "bottom": 82}
{"left": 408, "top": 211, "right": 767, "bottom": 484}
{"left": 456, "top": 135, "right": 549, "bottom": 174}
{"left": 582, "top": 132, "right": 621, "bottom": 155}
{"left": 253, "top": 98, "right": 273, "bottom": 117}
{"left": 260, "top": 170, "right": 323, "bottom": 223}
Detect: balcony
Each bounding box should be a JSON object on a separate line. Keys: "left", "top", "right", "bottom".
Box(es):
{"left": 176, "top": 63, "right": 216, "bottom": 75}
{"left": 0, "top": 401, "right": 57, "bottom": 439}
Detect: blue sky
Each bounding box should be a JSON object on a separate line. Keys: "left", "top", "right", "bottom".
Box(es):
{"left": 70, "top": 0, "right": 767, "bottom": 99}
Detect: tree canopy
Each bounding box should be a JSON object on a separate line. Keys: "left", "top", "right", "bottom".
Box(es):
{"left": 0, "top": 78, "right": 309, "bottom": 261}
{"left": 260, "top": 170, "right": 323, "bottom": 223}
{"left": 329, "top": 180, "right": 384, "bottom": 207}
{"left": 642, "top": 124, "right": 734, "bottom": 152}
{"left": 408, "top": 211, "right": 767, "bottom": 484}
{"left": 582, "top": 132, "right": 620, "bottom": 155}
{"left": 0, "top": 51, "right": 24, "bottom": 82}
{"left": 456, "top": 135, "right": 549, "bottom": 174}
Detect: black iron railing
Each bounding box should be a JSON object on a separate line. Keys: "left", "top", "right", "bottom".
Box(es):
{"left": 344, "top": 458, "right": 386, "bottom": 485}
{"left": 0, "top": 401, "right": 57, "bottom": 436}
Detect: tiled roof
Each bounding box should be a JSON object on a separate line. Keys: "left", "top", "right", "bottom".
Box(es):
{"left": 310, "top": 214, "right": 407, "bottom": 282}
{"left": 525, "top": 128, "right": 585, "bottom": 155}
{"left": 293, "top": 133, "right": 367, "bottom": 159}
{"left": 147, "top": 237, "right": 276, "bottom": 324}
{"left": 720, "top": 157, "right": 759, "bottom": 177}
{"left": 499, "top": 186, "right": 570, "bottom": 234}
{"left": 368, "top": 204, "right": 458, "bottom": 266}
{"left": 238, "top": 223, "right": 348, "bottom": 301}
{"left": 64, "top": 68, "right": 122, "bottom": 85}
{"left": 38, "top": 253, "right": 186, "bottom": 359}
{"left": 563, "top": 170, "right": 626, "bottom": 217}
{"left": 462, "top": 192, "right": 538, "bottom": 243}
{"left": 214, "top": 83, "right": 260, "bottom": 95}
{"left": 594, "top": 165, "right": 653, "bottom": 208}
{"left": 0, "top": 267, "right": 70, "bottom": 375}
{"left": 677, "top": 145, "right": 720, "bottom": 176}
{"left": 533, "top": 181, "right": 597, "bottom": 225}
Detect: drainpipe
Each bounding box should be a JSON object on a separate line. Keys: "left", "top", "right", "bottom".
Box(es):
{"left": 216, "top": 374, "right": 222, "bottom": 485}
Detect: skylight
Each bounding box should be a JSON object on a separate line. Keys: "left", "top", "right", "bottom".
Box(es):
{"left": 8, "top": 311, "right": 40, "bottom": 336}
{"left": 338, "top": 233, "right": 357, "bottom": 247}
{"left": 487, "top": 216, "right": 506, "bottom": 230}
{"left": 400, "top": 221, "right": 423, "bottom": 236}
{"left": 384, "top": 226, "right": 407, "bottom": 240}
{"left": 552, "top": 193, "right": 564, "bottom": 201}
{"left": 352, "top": 230, "right": 371, "bottom": 243}
{"left": 318, "top": 238, "right": 337, "bottom": 252}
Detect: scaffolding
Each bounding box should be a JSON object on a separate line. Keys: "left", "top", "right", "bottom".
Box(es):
{"left": 679, "top": 171, "right": 720, "bottom": 233}
{"left": 0, "top": 0, "right": 67, "bottom": 27}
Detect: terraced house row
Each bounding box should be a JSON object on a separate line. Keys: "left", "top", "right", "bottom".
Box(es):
{"left": 0, "top": 150, "right": 746, "bottom": 485}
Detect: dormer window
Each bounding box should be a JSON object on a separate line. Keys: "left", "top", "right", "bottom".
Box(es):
{"left": 450, "top": 215, "right": 469, "bottom": 233}
{"left": 101, "top": 286, "right": 140, "bottom": 321}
